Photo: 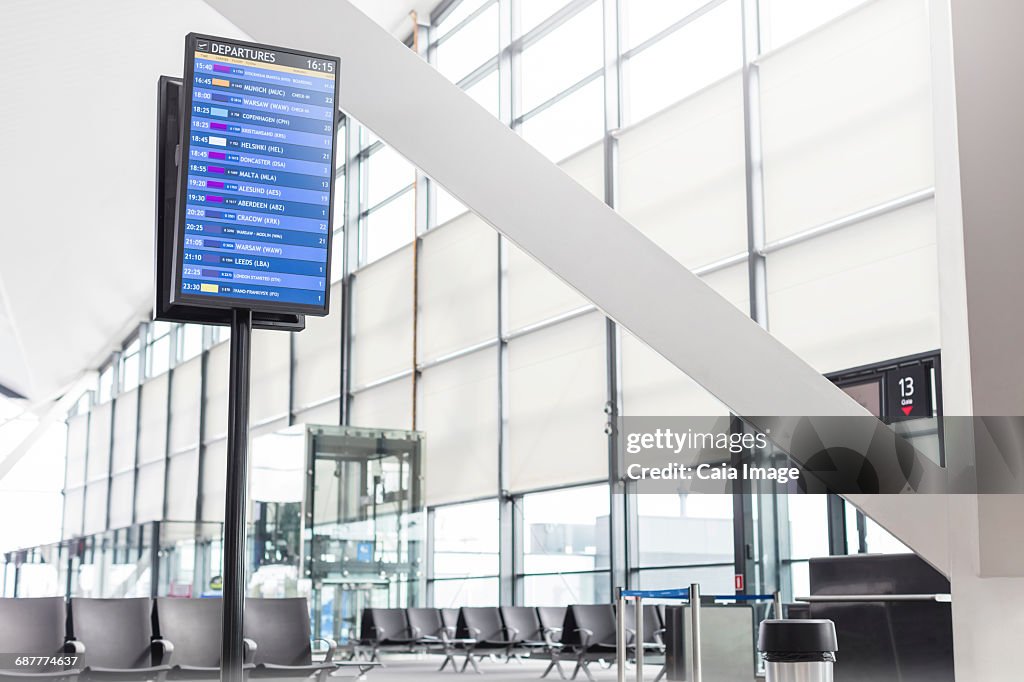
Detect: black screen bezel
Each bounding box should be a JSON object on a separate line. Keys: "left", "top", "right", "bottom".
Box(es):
{"left": 170, "top": 32, "right": 340, "bottom": 317}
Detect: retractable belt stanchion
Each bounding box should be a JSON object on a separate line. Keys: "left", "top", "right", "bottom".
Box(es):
{"left": 635, "top": 594, "right": 644, "bottom": 682}
{"left": 689, "top": 583, "right": 701, "bottom": 682}
{"left": 615, "top": 586, "right": 781, "bottom": 682}
{"left": 614, "top": 593, "right": 627, "bottom": 682}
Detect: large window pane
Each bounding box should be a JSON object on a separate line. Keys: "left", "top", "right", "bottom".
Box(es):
{"left": 624, "top": 0, "right": 742, "bottom": 124}
{"left": 522, "top": 484, "right": 610, "bottom": 574}
{"left": 523, "top": 572, "right": 610, "bottom": 605}
{"left": 436, "top": 0, "right": 491, "bottom": 39}
{"left": 364, "top": 190, "right": 415, "bottom": 265}
{"left": 786, "top": 495, "right": 829, "bottom": 559}
{"left": 636, "top": 565, "right": 735, "bottom": 596}
{"left": 760, "top": 0, "right": 869, "bottom": 51}
{"left": 148, "top": 335, "right": 171, "bottom": 377}
{"left": 520, "top": 77, "right": 604, "bottom": 162}
{"left": 521, "top": 2, "right": 602, "bottom": 112}
{"left": 635, "top": 494, "right": 733, "bottom": 568}
{"left": 178, "top": 324, "right": 203, "bottom": 362}
{"left": 864, "top": 518, "right": 910, "bottom": 554}
{"left": 433, "top": 500, "right": 499, "bottom": 578}
{"left": 518, "top": 0, "right": 573, "bottom": 36}
{"left": 435, "top": 3, "right": 499, "bottom": 84}
{"left": 433, "top": 577, "right": 499, "bottom": 607}
{"left": 623, "top": 0, "right": 709, "bottom": 50}
{"left": 366, "top": 146, "right": 415, "bottom": 207}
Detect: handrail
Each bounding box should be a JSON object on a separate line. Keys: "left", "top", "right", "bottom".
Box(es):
{"left": 796, "top": 593, "right": 952, "bottom": 603}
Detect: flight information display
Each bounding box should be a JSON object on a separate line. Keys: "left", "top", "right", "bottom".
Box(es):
{"left": 172, "top": 33, "right": 339, "bottom": 315}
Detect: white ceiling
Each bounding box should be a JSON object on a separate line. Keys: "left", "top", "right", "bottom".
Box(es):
{"left": 0, "top": 0, "right": 433, "bottom": 404}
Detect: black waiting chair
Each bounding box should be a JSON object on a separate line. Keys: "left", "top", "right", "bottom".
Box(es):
{"left": 560, "top": 605, "right": 617, "bottom": 682}
{"left": 536, "top": 607, "right": 567, "bottom": 679}
{"left": 441, "top": 608, "right": 460, "bottom": 634}
{"left": 499, "top": 607, "right": 550, "bottom": 661}
{"left": 69, "top": 598, "right": 173, "bottom": 681}
{"left": 0, "top": 597, "right": 81, "bottom": 680}
{"left": 407, "top": 607, "right": 460, "bottom": 670}
{"left": 455, "top": 607, "right": 515, "bottom": 673}
{"left": 243, "top": 598, "right": 337, "bottom": 682}
{"left": 360, "top": 608, "right": 419, "bottom": 661}
{"left": 152, "top": 598, "right": 255, "bottom": 680}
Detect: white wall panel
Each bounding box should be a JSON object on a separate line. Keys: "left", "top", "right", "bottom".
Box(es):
{"left": 134, "top": 460, "right": 165, "bottom": 523}
{"left": 169, "top": 356, "right": 202, "bottom": 454}
{"left": 250, "top": 329, "right": 290, "bottom": 426}
{"left": 506, "top": 240, "right": 589, "bottom": 334}
{"left": 618, "top": 74, "right": 747, "bottom": 268}
{"left": 85, "top": 402, "right": 111, "bottom": 482}
{"left": 293, "top": 281, "right": 342, "bottom": 412}
{"left": 505, "top": 144, "right": 603, "bottom": 332}
{"left": 349, "top": 377, "right": 412, "bottom": 431}
{"left": 251, "top": 427, "right": 306, "bottom": 504}
{"left": 65, "top": 414, "right": 89, "bottom": 489}
{"left": 351, "top": 245, "right": 414, "bottom": 386}
{"left": 111, "top": 389, "right": 138, "bottom": 474}
{"left": 201, "top": 439, "right": 226, "bottom": 522}
{"left": 418, "top": 213, "right": 498, "bottom": 362}
{"left": 62, "top": 487, "right": 83, "bottom": 539}
{"left": 759, "top": 0, "right": 933, "bottom": 240}
{"left": 108, "top": 471, "right": 134, "bottom": 530}
{"left": 293, "top": 399, "right": 341, "bottom": 426}
{"left": 508, "top": 312, "right": 607, "bottom": 492}
{"left": 137, "top": 373, "right": 169, "bottom": 465}
{"left": 82, "top": 480, "right": 108, "bottom": 534}
{"left": 418, "top": 349, "right": 499, "bottom": 505}
{"left": 165, "top": 449, "right": 199, "bottom": 521}
{"left": 767, "top": 200, "right": 939, "bottom": 374}
{"left": 250, "top": 417, "right": 289, "bottom": 440}
{"left": 203, "top": 342, "right": 229, "bottom": 443}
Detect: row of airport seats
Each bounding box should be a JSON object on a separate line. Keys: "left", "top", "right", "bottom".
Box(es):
{"left": 359, "top": 604, "right": 665, "bottom": 680}
{"left": 0, "top": 596, "right": 378, "bottom": 682}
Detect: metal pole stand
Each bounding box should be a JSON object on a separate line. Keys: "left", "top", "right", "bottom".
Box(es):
{"left": 689, "top": 583, "right": 701, "bottom": 682}
{"left": 635, "top": 596, "right": 644, "bottom": 682}
{"left": 616, "top": 588, "right": 626, "bottom": 682}
{"left": 221, "top": 308, "right": 252, "bottom": 682}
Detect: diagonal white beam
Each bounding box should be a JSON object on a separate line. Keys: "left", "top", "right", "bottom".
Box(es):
{"left": 205, "top": 0, "right": 948, "bottom": 571}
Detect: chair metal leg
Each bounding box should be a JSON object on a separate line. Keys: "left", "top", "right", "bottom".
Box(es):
{"left": 654, "top": 663, "right": 667, "bottom": 682}
{"left": 462, "top": 653, "right": 482, "bottom": 674}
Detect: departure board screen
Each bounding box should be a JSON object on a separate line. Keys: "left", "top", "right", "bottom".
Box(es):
{"left": 172, "top": 33, "right": 339, "bottom": 315}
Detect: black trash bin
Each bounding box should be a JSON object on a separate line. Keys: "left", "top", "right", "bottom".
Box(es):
{"left": 758, "top": 619, "right": 838, "bottom": 682}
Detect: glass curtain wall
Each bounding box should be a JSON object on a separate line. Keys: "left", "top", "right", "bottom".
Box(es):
{"left": 49, "top": 0, "right": 937, "bottom": 610}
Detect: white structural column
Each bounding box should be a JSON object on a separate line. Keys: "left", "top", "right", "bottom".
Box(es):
{"left": 927, "top": 0, "right": 1024, "bottom": 679}
{"left": 205, "top": 0, "right": 945, "bottom": 564}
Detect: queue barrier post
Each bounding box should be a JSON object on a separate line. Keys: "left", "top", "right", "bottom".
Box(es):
{"left": 689, "top": 583, "right": 701, "bottom": 682}
{"left": 617, "top": 588, "right": 627, "bottom": 682}
{"left": 635, "top": 595, "right": 644, "bottom": 682}
{"left": 614, "top": 587, "right": 778, "bottom": 682}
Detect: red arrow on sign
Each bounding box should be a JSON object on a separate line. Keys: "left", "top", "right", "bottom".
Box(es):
{"left": 902, "top": 405, "right": 913, "bottom": 416}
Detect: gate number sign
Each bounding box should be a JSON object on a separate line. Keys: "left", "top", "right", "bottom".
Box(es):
{"left": 886, "top": 364, "right": 931, "bottom": 420}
